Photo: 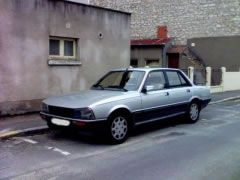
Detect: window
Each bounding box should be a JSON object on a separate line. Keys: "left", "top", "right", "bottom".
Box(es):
{"left": 166, "top": 71, "right": 181, "bottom": 86}
{"left": 178, "top": 73, "right": 188, "bottom": 85}
{"left": 166, "top": 71, "right": 191, "bottom": 87}
{"left": 145, "top": 71, "right": 166, "bottom": 91}
{"left": 64, "top": 40, "right": 74, "bottom": 56}
{"left": 49, "top": 37, "right": 77, "bottom": 59}
{"left": 93, "top": 71, "right": 145, "bottom": 91}
{"left": 145, "top": 59, "right": 160, "bottom": 67}
{"left": 49, "top": 39, "right": 60, "bottom": 55}
{"left": 100, "top": 72, "right": 124, "bottom": 87}
{"left": 130, "top": 59, "right": 138, "bottom": 67}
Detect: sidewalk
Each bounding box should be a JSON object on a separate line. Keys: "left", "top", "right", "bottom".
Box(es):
{"left": 0, "top": 113, "right": 47, "bottom": 139}
{"left": 1, "top": 90, "right": 240, "bottom": 139}
{"left": 210, "top": 90, "right": 240, "bottom": 104}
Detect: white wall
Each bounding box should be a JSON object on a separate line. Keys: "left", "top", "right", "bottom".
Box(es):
{"left": 223, "top": 72, "right": 240, "bottom": 91}
{"left": 188, "top": 66, "right": 240, "bottom": 93}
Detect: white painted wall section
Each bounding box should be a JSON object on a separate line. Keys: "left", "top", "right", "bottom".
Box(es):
{"left": 188, "top": 66, "right": 240, "bottom": 93}
{"left": 223, "top": 72, "right": 240, "bottom": 91}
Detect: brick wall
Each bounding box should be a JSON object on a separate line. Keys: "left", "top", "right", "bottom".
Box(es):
{"left": 90, "top": 0, "right": 240, "bottom": 44}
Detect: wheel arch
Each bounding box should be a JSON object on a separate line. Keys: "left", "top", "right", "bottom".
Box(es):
{"left": 189, "top": 97, "right": 202, "bottom": 110}
{"left": 107, "top": 106, "right": 134, "bottom": 126}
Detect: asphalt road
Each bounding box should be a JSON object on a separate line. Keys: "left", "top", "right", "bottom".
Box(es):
{"left": 1, "top": 100, "right": 240, "bottom": 180}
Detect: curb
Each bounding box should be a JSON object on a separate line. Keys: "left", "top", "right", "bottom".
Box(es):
{"left": 210, "top": 96, "right": 240, "bottom": 105}
{"left": 0, "top": 126, "right": 49, "bottom": 140}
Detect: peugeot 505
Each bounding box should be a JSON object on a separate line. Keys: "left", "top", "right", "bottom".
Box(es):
{"left": 40, "top": 68, "right": 211, "bottom": 144}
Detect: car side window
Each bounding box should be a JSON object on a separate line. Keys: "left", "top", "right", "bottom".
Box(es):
{"left": 178, "top": 73, "right": 188, "bottom": 85}
{"left": 145, "top": 71, "right": 166, "bottom": 91}
{"left": 166, "top": 71, "right": 190, "bottom": 87}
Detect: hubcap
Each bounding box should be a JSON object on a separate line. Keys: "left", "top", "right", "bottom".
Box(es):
{"left": 111, "top": 116, "right": 128, "bottom": 140}
{"left": 190, "top": 103, "right": 199, "bottom": 121}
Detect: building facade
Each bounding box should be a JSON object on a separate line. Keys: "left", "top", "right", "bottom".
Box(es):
{"left": 130, "top": 26, "right": 172, "bottom": 68}
{"left": 91, "top": 0, "right": 240, "bottom": 71}
{"left": 91, "top": 0, "right": 240, "bottom": 45}
{"left": 0, "top": 0, "right": 130, "bottom": 115}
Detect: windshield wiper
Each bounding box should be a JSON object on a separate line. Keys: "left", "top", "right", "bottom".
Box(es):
{"left": 120, "top": 88, "right": 128, "bottom": 92}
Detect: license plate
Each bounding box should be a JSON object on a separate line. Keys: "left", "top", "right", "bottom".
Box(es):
{"left": 51, "top": 118, "right": 70, "bottom": 126}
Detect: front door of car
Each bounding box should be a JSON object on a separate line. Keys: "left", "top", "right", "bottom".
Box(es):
{"left": 135, "top": 71, "right": 171, "bottom": 124}
{"left": 164, "top": 70, "right": 193, "bottom": 114}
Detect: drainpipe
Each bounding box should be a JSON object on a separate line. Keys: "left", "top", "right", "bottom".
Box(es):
{"left": 162, "top": 38, "right": 174, "bottom": 67}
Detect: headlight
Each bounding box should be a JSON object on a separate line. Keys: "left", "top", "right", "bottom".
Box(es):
{"left": 41, "top": 103, "right": 48, "bottom": 112}
{"left": 74, "top": 108, "right": 95, "bottom": 120}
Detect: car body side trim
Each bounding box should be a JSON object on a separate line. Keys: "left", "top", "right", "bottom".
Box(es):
{"left": 133, "top": 101, "right": 190, "bottom": 113}
{"left": 40, "top": 112, "right": 107, "bottom": 122}
{"left": 135, "top": 111, "right": 186, "bottom": 125}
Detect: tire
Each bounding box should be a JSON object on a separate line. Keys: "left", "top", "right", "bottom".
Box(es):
{"left": 186, "top": 102, "right": 200, "bottom": 123}
{"left": 107, "top": 113, "right": 130, "bottom": 144}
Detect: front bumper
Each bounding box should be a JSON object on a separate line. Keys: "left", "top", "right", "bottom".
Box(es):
{"left": 40, "top": 112, "right": 107, "bottom": 131}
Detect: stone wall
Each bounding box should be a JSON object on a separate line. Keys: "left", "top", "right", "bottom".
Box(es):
{"left": 91, "top": 0, "right": 240, "bottom": 44}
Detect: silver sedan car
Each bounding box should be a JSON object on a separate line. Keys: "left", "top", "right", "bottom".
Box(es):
{"left": 40, "top": 68, "right": 211, "bottom": 144}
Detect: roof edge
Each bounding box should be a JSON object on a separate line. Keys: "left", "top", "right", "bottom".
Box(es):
{"left": 54, "top": 0, "right": 131, "bottom": 15}
{"left": 131, "top": 38, "right": 172, "bottom": 46}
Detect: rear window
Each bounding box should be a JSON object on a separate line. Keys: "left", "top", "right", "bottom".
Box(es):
{"left": 166, "top": 71, "right": 181, "bottom": 86}
{"left": 166, "top": 71, "right": 191, "bottom": 87}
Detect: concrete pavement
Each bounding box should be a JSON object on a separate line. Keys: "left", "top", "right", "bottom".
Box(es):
{"left": 0, "top": 90, "right": 239, "bottom": 140}
{"left": 1, "top": 98, "right": 240, "bottom": 179}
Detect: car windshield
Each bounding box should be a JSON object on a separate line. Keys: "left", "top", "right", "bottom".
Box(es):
{"left": 92, "top": 70, "right": 145, "bottom": 91}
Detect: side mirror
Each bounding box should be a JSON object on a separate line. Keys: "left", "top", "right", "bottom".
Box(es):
{"left": 142, "top": 84, "right": 165, "bottom": 93}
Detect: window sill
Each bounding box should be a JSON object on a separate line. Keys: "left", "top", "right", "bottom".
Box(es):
{"left": 48, "top": 59, "right": 81, "bottom": 66}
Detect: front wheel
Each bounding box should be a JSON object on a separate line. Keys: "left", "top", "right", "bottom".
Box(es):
{"left": 186, "top": 102, "right": 200, "bottom": 123}
{"left": 107, "top": 114, "right": 129, "bottom": 144}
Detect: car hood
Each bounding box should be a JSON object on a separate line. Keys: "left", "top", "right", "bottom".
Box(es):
{"left": 43, "top": 90, "right": 138, "bottom": 109}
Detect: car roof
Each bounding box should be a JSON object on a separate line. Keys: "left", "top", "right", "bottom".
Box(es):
{"left": 112, "top": 67, "right": 181, "bottom": 72}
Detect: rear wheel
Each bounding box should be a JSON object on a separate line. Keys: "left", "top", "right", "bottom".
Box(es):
{"left": 107, "top": 114, "right": 129, "bottom": 144}
{"left": 186, "top": 102, "right": 200, "bottom": 123}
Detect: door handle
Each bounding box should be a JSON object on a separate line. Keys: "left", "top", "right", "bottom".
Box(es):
{"left": 186, "top": 89, "right": 191, "bottom": 93}
{"left": 165, "top": 92, "right": 170, "bottom": 96}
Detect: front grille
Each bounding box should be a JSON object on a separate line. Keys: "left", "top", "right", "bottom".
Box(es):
{"left": 48, "top": 106, "right": 75, "bottom": 118}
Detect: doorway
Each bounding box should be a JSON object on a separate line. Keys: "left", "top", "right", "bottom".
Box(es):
{"left": 168, "top": 54, "right": 179, "bottom": 68}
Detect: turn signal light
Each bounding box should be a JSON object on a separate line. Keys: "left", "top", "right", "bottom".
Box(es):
{"left": 74, "top": 121, "right": 86, "bottom": 127}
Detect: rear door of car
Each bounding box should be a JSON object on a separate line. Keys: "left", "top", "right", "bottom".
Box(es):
{"left": 135, "top": 70, "right": 171, "bottom": 124}
{"left": 164, "top": 70, "right": 193, "bottom": 114}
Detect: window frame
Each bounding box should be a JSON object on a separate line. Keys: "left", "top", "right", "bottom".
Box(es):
{"left": 49, "top": 37, "right": 77, "bottom": 60}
